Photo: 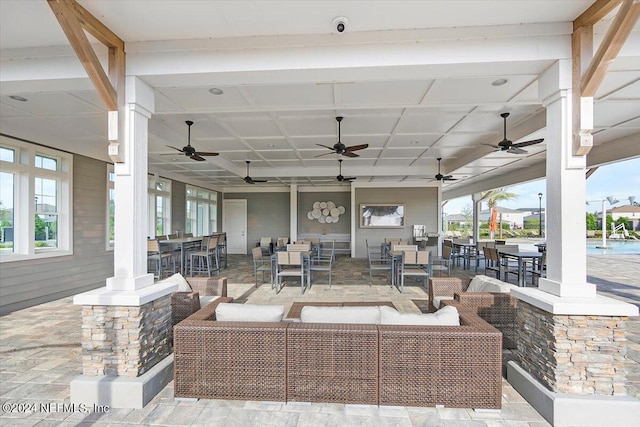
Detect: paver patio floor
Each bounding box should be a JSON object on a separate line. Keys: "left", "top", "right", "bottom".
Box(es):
{"left": 1, "top": 252, "right": 638, "bottom": 426}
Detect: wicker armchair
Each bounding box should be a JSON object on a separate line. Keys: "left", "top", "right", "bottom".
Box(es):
{"left": 171, "top": 276, "right": 227, "bottom": 326}
{"left": 428, "top": 277, "right": 472, "bottom": 312}
{"left": 430, "top": 277, "right": 518, "bottom": 349}
{"left": 186, "top": 276, "right": 227, "bottom": 297}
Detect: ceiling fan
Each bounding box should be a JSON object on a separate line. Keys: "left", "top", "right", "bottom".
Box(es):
{"left": 434, "top": 157, "right": 457, "bottom": 181}
{"left": 166, "top": 120, "right": 219, "bottom": 161}
{"left": 336, "top": 158, "right": 356, "bottom": 182}
{"left": 484, "top": 112, "right": 544, "bottom": 154}
{"left": 243, "top": 160, "right": 267, "bottom": 184}
{"left": 316, "top": 116, "right": 368, "bottom": 158}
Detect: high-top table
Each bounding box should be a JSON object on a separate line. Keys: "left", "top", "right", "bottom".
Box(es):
{"left": 159, "top": 236, "right": 203, "bottom": 275}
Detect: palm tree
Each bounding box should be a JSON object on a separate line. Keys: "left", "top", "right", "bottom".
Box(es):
{"left": 481, "top": 188, "right": 517, "bottom": 238}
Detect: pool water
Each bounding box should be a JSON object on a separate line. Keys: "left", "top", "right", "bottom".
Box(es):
{"left": 586, "top": 240, "right": 640, "bottom": 255}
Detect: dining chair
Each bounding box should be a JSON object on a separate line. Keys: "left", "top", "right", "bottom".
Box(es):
{"left": 147, "top": 239, "right": 176, "bottom": 280}
{"left": 275, "top": 251, "right": 306, "bottom": 294}
{"left": 319, "top": 240, "right": 336, "bottom": 263}
{"left": 259, "top": 237, "right": 273, "bottom": 255}
{"left": 399, "top": 250, "right": 430, "bottom": 292}
{"left": 189, "top": 235, "right": 219, "bottom": 277}
{"left": 287, "top": 243, "right": 311, "bottom": 252}
{"left": 276, "top": 237, "right": 288, "bottom": 251}
{"left": 251, "top": 247, "right": 273, "bottom": 288}
{"left": 392, "top": 244, "right": 418, "bottom": 252}
{"left": 430, "top": 244, "right": 453, "bottom": 277}
{"left": 310, "top": 246, "right": 334, "bottom": 288}
{"left": 217, "top": 233, "right": 228, "bottom": 268}
{"left": 529, "top": 250, "right": 547, "bottom": 286}
{"left": 366, "top": 240, "right": 392, "bottom": 285}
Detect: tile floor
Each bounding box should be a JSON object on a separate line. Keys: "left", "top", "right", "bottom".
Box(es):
{"left": 1, "top": 252, "right": 638, "bottom": 426}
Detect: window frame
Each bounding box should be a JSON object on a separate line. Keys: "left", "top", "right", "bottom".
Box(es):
{"left": 148, "top": 175, "right": 172, "bottom": 238}
{"left": 0, "top": 137, "right": 73, "bottom": 262}
{"left": 186, "top": 185, "right": 218, "bottom": 236}
{"left": 106, "top": 165, "right": 115, "bottom": 250}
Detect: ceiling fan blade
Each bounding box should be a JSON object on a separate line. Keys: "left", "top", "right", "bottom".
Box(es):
{"left": 316, "top": 144, "right": 335, "bottom": 150}
{"left": 344, "top": 177, "right": 356, "bottom": 181}
{"left": 512, "top": 138, "right": 544, "bottom": 148}
{"left": 482, "top": 143, "right": 502, "bottom": 150}
{"left": 190, "top": 154, "right": 206, "bottom": 161}
{"left": 166, "top": 145, "right": 185, "bottom": 153}
{"left": 314, "top": 151, "right": 336, "bottom": 158}
{"left": 244, "top": 177, "right": 255, "bottom": 184}
{"left": 344, "top": 144, "right": 368, "bottom": 152}
{"left": 252, "top": 179, "right": 267, "bottom": 183}
{"left": 507, "top": 147, "right": 527, "bottom": 155}
{"left": 443, "top": 175, "right": 457, "bottom": 181}
{"left": 343, "top": 151, "right": 359, "bottom": 158}
{"left": 194, "top": 151, "right": 219, "bottom": 156}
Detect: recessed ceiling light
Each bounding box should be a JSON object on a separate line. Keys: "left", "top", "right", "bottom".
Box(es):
{"left": 267, "top": 144, "right": 276, "bottom": 148}
{"left": 9, "top": 95, "right": 27, "bottom": 102}
{"left": 208, "top": 88, "right": 224, "bottom": 95}
{"left": 410, "top": 140, "right": 419, "bottom": 145}
{"left": 491, "top": 79, "right": 508, "bottom": 86}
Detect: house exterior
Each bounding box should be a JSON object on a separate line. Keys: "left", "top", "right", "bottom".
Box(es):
{"left": 479, "top": 207, "right": 527, "bottom": 229}
{"left": 599, "top": 205, "right": 640, "bottom": 231}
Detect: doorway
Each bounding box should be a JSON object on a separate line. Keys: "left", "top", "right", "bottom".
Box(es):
{"left": 223, "top": 199, "right": 247, "bottom": 254}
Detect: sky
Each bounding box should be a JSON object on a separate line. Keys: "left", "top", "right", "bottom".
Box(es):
{"left": 443, "top": 157, "right": 640, "bottom": 214}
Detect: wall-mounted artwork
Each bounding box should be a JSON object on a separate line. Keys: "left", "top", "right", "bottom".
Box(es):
{"left": 307, "top": 201, "right": 346, "bottom": 224}
{"left": 360, "top": 204, "right": 405, "bottom": 228}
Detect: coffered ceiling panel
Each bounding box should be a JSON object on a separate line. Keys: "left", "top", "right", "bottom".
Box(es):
{"left": 1, "top": 0, "right": 637, "bottom": 192}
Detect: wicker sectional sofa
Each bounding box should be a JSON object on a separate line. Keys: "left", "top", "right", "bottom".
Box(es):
{"left": 173, "top": 299, "right": 502, "bottom": 409}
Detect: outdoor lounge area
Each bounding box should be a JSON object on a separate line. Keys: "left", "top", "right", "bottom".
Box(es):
{"left": 1, "top": 252, "right": 639, "bottom": 426}
{"left": 2, "top": 1, "right": 640, "bottom": 426}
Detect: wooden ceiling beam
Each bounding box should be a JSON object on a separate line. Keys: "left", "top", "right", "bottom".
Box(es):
{"left": 47, "top": 0, "right": 124, "bottom": 111}
{"left": 571, "top": 0, "right": 639, "bottom": 156}
{"left": 581, "top": 0, "right": 640, "bottom": 97}
{"left": 63, "top": 0, "right": 124, "bottom": 50}
{"left": 574, "top": 0, "right": 623, "bottom": 30}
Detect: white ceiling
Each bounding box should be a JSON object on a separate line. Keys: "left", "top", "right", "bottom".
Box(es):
{"left": 1, "top": 0, "right": 639, "bottom": 195}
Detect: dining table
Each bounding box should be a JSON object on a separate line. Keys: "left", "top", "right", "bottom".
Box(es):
{"left": 452, "top": 241, "right": 477, "bottom": 270}
{"left": 497, "top": 248, "right": 542, "bottom": 287}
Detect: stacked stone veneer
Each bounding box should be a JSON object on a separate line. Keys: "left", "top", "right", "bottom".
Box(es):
{"left": 81, "top": 294, "right": 172, "bottom": 377}
{"left": 517, "top": 300, "right": 629, "bottom": 395}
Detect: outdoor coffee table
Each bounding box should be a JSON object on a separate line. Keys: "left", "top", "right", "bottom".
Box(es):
{"left": 286, "top": 301, "right": 396, "bottom": 319}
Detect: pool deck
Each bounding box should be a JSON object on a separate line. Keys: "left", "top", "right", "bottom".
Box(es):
{"left": 0, "top": 253, "right": 638, "bottom": 426}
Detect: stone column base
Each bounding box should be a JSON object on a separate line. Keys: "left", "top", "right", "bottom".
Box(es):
{"left": 507, "top": 361, "right": 640, "bottom": 427}
{"left": 70, "top": 354, "right": 173, "bottom": 409}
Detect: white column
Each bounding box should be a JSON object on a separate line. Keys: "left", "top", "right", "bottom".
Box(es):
{"left": 537, "top": 60, "right": 595, "bottom": 297}
{"left": 106, "top": 77, "right": 155, "bottom": 291}
{"left": 290, "top": 184, "right": 298, "bottom": 242}
{"left": 472, "top": 192, "right": 482, "bottom": 242}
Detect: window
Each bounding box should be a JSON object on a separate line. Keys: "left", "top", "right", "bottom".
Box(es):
{"left": 0, "top": 137, "right": 72, "bottom": 260}
{"left": 106, "top": 165, "right": 115, "bottom": 249}
{"left": 186, "top": 185, "right": 217, "bottom": 236}
{"left": 148, "top": 175, "right": 171, "bottom": 238}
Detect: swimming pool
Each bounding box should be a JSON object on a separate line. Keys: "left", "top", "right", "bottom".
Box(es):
{"left": 586, "top": 240, "right": 640, "bottom": 255}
